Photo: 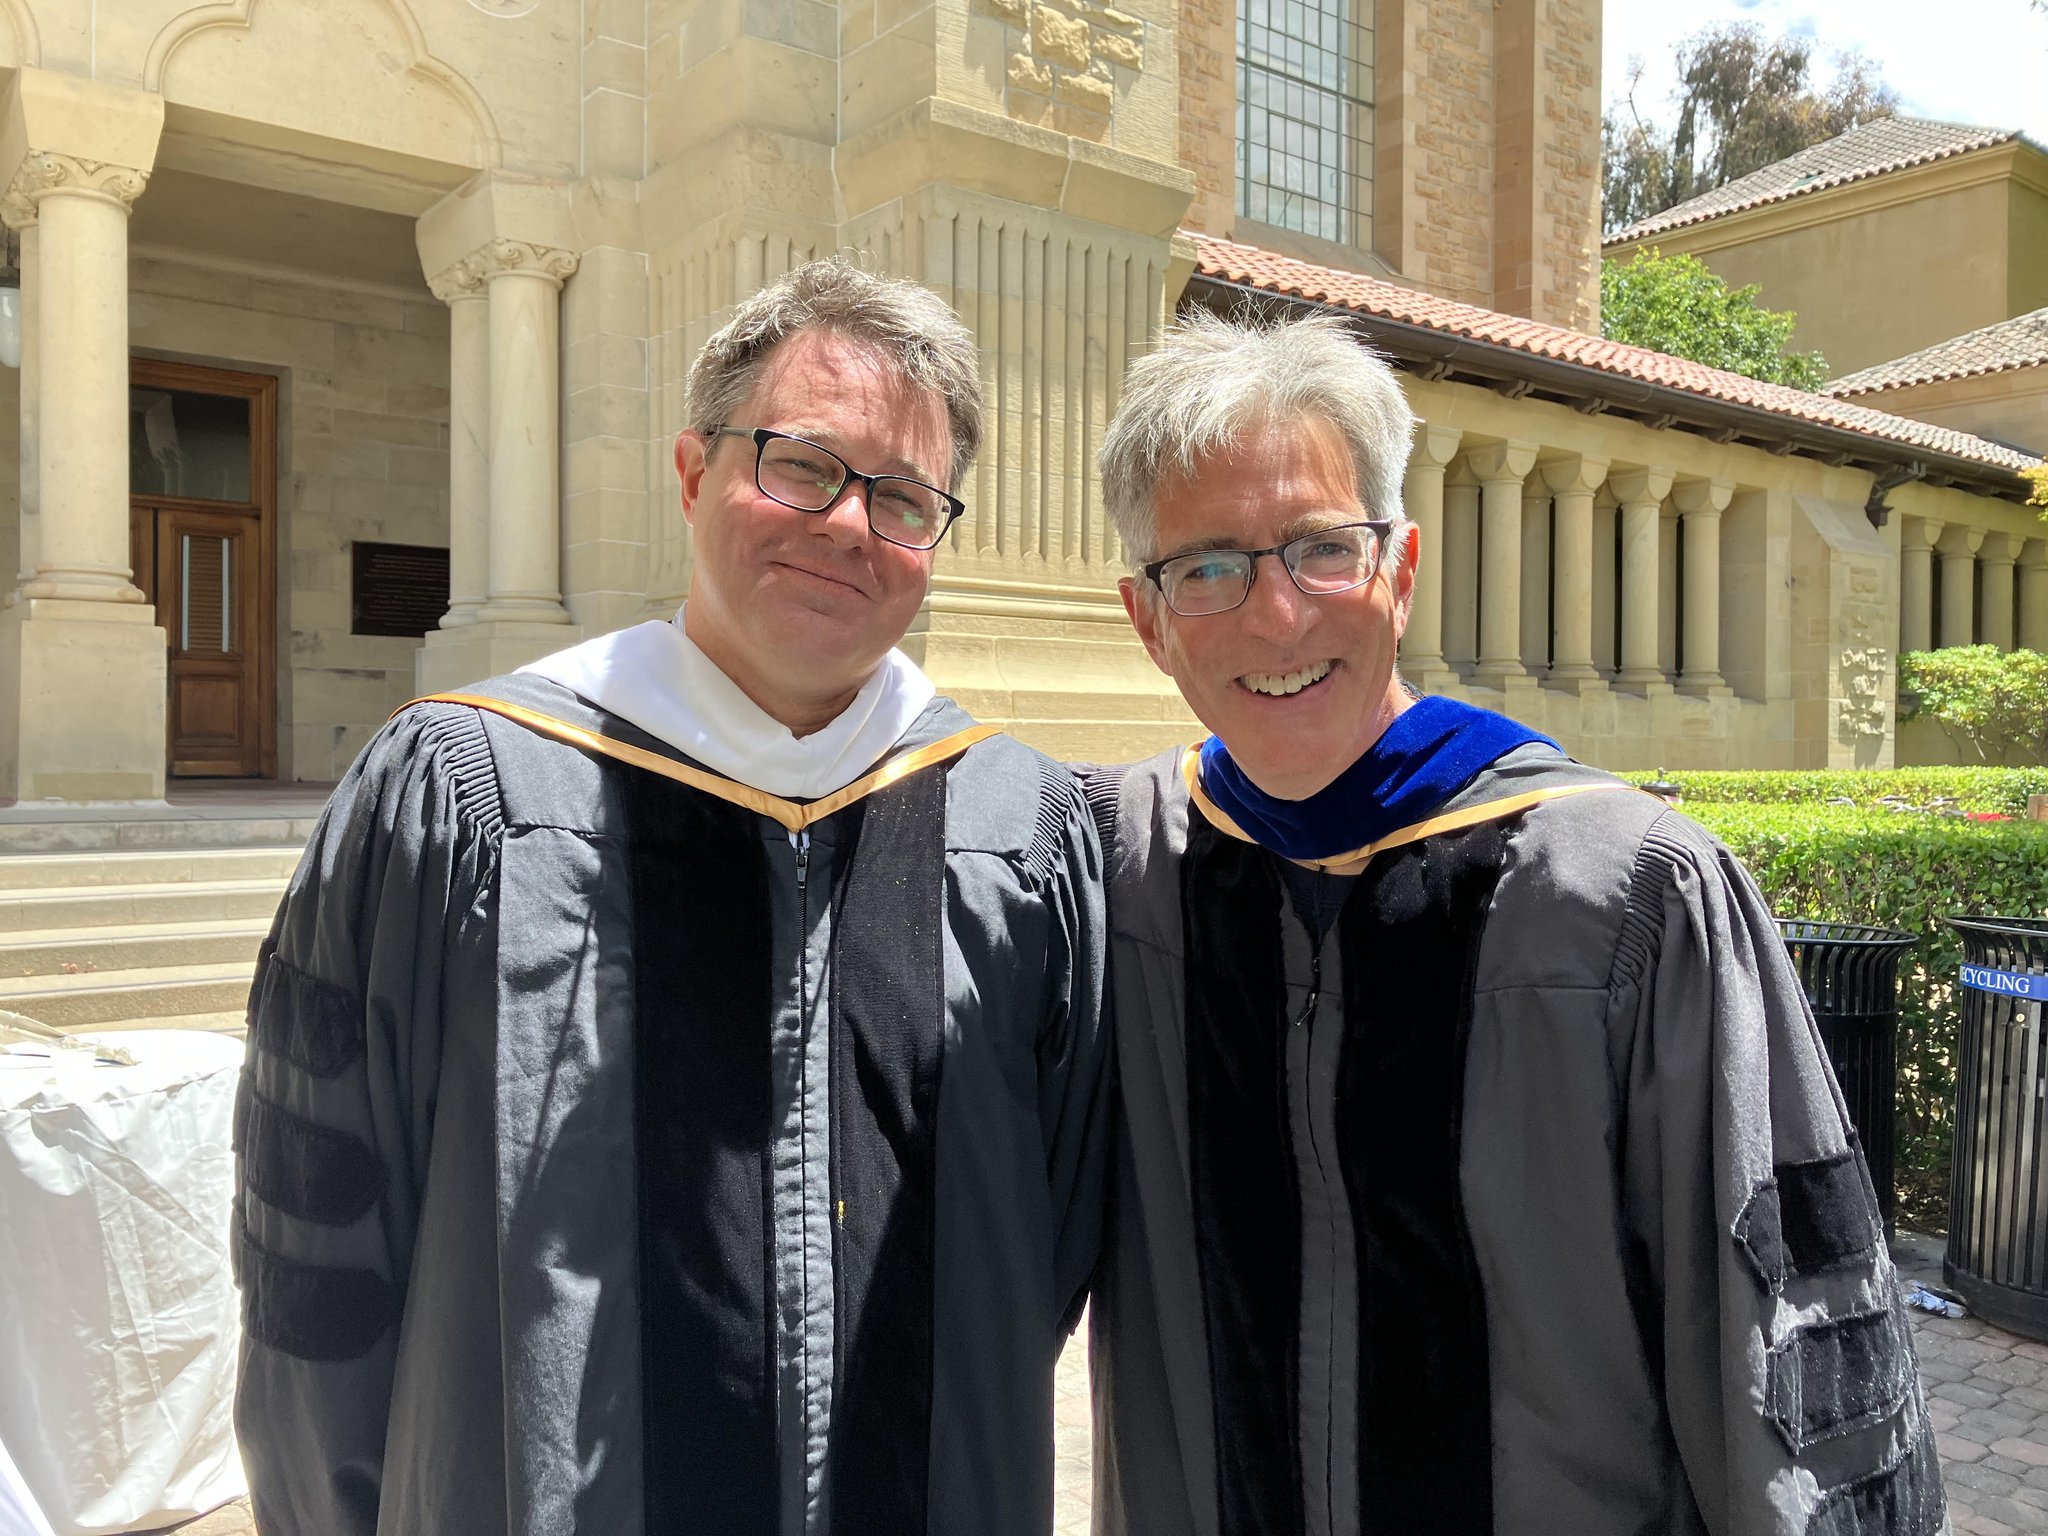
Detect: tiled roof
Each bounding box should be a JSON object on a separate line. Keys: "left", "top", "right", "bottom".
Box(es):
{"left": 1605, "top": 118, "right": 2025, "bottom": 245}
{"left": 1189, "top": 232, "right": 2042, "bottom": 476}
{"left": 1826, "top": 308, "right": 2048, "bottom": 396}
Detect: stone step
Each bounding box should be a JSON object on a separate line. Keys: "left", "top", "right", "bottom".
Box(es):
{"left": 0, "top": 918, "right": 272, "bottom": 978}
{"left": 0, "top": 880, "right": 288, "bottom": 934}
{"left": 0, "top": 846, "right": 305, "bottom": 891}
{"left": 0, "top": 961, "right": 255, "bottom": 1028}
{"left": 0, "top": 812, "right": 320, "bottom": 856}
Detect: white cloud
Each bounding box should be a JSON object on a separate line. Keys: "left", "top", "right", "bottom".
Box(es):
{"left": 1602, "top": 0, "right": 2048, "bottom": 144}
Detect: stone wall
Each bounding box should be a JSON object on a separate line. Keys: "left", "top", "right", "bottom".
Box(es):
{"left": 1176, "top": 0, "right": 1234, "bottom": 235}
{"left": 126, "top": 253, "right": 450, "bottom": 783}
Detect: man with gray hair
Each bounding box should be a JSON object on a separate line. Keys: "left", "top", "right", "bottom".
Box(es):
{"left": 1080, "top": 310, "right": 1939, "bottom": 1534}
{"left": 235, "top": 259, "right": 1110, "bottom": 1536}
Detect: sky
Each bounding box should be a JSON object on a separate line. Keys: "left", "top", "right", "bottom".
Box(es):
{"left": 1602, "top": 0, "right": 2048, "bottom": 147}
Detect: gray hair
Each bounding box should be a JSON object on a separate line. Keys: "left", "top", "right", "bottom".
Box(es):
{"left": 1100, "top": 309, "right": 1417, "bottom": 568}
{"left": 686, "top": 257, "right": 984, "bottom": 490}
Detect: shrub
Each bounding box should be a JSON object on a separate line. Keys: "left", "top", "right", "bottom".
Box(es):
{"left": 1621, "top": 765, "right": 2048, "bottom": 815}
{"left": 1689, "top": 802, "right": 2048, "bottom": 1230}
{"left": 1899, "top": 646, "right": 2048, "bottom": 764}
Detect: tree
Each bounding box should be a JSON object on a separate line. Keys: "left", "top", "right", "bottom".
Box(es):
{"left": 1900, "top": 647, "right": 2048, "bottom": 764}
{"left": 1600, "top": 248, "right": 1830, "bottom": 389}
{"left": 1604, "top": 24, "right": 1899, "bottom": 234}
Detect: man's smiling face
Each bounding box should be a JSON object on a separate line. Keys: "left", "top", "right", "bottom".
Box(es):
{"left": 1119, "top": 415, "right": 1417, "bottom": 800}
{"left": 675, "top": 328, "right": 952, "bottom": 727}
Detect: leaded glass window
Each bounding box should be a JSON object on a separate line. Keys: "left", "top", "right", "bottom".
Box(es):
{"left": 1236, "top": 0, "right": 1374, "bottom": 246}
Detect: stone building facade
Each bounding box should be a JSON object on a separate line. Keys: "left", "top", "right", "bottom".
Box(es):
{"left": 0, "top": 0, "right": 2034, "bottom": 800}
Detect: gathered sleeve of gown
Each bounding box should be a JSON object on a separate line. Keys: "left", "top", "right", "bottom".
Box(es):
{"left": 232, "top": 703, "right": 502, "bottom": 1536}
{"left": 1615, "top": 813, "right": 1944, "bottom": 1536}
{"left": 1030, "top": 765, "right": 1115, "bottom": 1338}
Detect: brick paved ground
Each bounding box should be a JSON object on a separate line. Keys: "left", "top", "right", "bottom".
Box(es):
{"left": 148, "top": 1240, "right": 2048, "bottom": 1536}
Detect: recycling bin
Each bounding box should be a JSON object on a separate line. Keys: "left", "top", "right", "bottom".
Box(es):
{"left": 1777, "top": 919, "right": 1916, "bottom": 1236}
{"left": 1945, "top": 916, "right": 2048, "bottom": 1340}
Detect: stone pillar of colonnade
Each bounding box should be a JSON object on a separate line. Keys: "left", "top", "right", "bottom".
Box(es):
{"left": 1937, "top": 524, "right": 1985, "bottom": 649}
{"left": 424, "top": 256, "right": 490, "bottom": 639}
{"left": 1977, "top": 533, "right": 2020, "bottom": 651}
{"left": 1610, "top": 467, "right": 1674, "bottom": 690}
{"left": 1592, "top": 488, "right": 1618, "bottom": 674}
{"left": 1657, "top": 505, "right": 1680, "bottom": 677}
{"left": 414, "top": 177, "right": 583, "bottom": 694}
{"left": 1398, "top": 425, "right": 1462, "bottom": 691}
{"left": 1541, "top": 455, "right": 1609, "bottom": 687}
{"left": 1518, "top": 479, "right": 1550, "bottom": 675}
{"left": 1898, "top": 518, "right": 1941, "bottom": 655}
{"left": 0, "top": 69, "right": 167, "bottom": 800}
{"left": 1674, "top": 478, "right": 1732, "bottom": 693}
{"left": 1468, "top": 440, "right": 1538, "bottom": 689}
{"left": 1441, "top": 461, "right": 1481, "bottom": 672}
{"left": 2020, "top": 541, "right": 2048, "bottom": 653}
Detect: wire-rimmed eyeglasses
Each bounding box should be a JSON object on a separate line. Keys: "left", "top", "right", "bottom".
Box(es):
{"left": 709, "top": 426, "right": 964, "bottom": 552}
{"left": 1138, "top": 520, "right": 1396, "bottom": 617}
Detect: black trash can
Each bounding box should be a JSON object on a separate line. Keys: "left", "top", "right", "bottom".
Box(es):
{"left": 1945, "top": 916, "right": 2048, "bottom": 1340}
{"left": 1777, "top": 920, "right": 1917, "bottom": 1237}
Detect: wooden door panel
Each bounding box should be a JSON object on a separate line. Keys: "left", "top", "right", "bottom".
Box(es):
{"left": 153, "top": 507, "right": 261, "bottom": 777}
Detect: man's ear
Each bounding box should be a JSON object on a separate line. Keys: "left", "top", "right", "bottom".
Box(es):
{"left": 675, "top": 430, "right": 710, "bottom": 529}
{"left": 1387, "top": 521, "right": 1420, "bottom": 634}
{"left": 1119, "top": 575, "right": 1174, "bottom": 677}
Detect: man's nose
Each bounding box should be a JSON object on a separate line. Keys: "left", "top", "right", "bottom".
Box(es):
{"left": 814, "top": 478, "right": 872, "bottom": 546}
{"left": 1236, "top": 554, "right": 1314, "bottom": 644}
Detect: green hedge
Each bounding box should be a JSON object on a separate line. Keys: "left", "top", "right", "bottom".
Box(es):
{"left": 1688, "top": 802, "right": 2048, "bottom": 1230}
{"left": 1624, "top": 766, "right": 2048, "bottom": 815}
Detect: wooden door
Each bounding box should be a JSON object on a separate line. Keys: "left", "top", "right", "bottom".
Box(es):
{"left": 131, "top": 505, "right": 264, "bottom": 777}
{"left": 128, "top": 361, "right": 277, "bottom": 778}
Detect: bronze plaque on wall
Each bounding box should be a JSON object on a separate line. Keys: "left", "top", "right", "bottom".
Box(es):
{"left": 351, "top": 541, "right": 450, "bottom": 638}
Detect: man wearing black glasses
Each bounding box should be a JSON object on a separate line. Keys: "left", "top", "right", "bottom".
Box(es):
{"left": 234, "top": 260, "right": 1109, "bottom": 1536}
{"left": 1079, "top": 312, "right": 1940, "bottom": 1535}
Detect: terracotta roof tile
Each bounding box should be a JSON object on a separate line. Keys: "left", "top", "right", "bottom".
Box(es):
{"left": 1189, "top": 232, "right": 2042, "bottom": 475}
{"left": 1604, "top": 118, "right": 2026, "bottom": 245}
{"left": 1826, "top": 308, "right": 2048, "bottom": 396}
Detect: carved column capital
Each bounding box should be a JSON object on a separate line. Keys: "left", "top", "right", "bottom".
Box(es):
{"left": 1539, "top": 454, "right": 1610, "bottom": 497}
{"left": 2, "top": 151, "right": 150, "bottom": 227}
{"left": 1608, "top": 465, "right": 1674, "bottom": 510}
{"left": 1672, "top": 477, "right": 1735, "bottom": 516}
{"left": 1464, "top": 438, "right": 1539, "bottom": 486}
{"left": 427, "top": 251, "right": 492, "bottom": 304}
{"left": 1408, "top": 423, "right": 1463, "bottom": 471}
{"left": 479, "top": 238, "right": 580, "bottom": 286}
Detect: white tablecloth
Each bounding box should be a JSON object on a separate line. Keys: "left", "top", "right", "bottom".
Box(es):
{"left": 0, "top": 1031, "right": 247, "bottom": 1534}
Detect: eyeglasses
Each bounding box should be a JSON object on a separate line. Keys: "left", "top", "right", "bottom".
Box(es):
{"left": 709, "top": 426, "right": 965, "bottom": 551}
{"left": 1139, "top": 520, "right": 1395, "bottom": 617}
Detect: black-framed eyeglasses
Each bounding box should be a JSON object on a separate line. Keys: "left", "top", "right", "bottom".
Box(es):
{"left": 709, "top": 425, "right": 964, "bottom": 552}
{"left": 1139, "top": 520, "right": 1396, "bottom": 617}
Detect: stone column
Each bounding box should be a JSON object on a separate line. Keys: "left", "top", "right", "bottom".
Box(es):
{"left": 1977, "top": 533, "right": 2020, "bottom": 651}
{"left": 1898, "top": 518, "right": 1940, "bottom": 655}
{"left": 1398, "top": 424, "right": 1461, "bottom": 690}
{"left": 1441, "top": 461, "right": 1480, "bottom": 672}
{"left": 1519, "top": 481, "right": 1550, "bottom": 674}
{"left": 1610, "top": 466, "right": 1673, "bottom": 689}
{"left": 10, "top": 220, "right": 34, "bottom": 590}
{"left": 0, "top": 70, "right": 167, "bottom": 800}
{"left": 1937, "top": 524, "right": 1984, "bottom": 649}
{"left": 1592, "top": 491, "right": 1617, "bottom": 674}
{"left": 414, "top": 177, "right": 584, "bottom": 692}
{"left": 481, "top": 240, "right": 578, "bottom": 624}
{"left": 1674, "top": 478, "right": 1732, "bottom": 693}
{"left": 2020, "top": 541, "right": 2048, "bottom": 653}
{"left": 1541, "top": 455, "right": 1608, "bottom": 687}
{"left": 1468, "top": 440, "right": 1538, "bottom": 688}
{"left": 427, "top": 255, "right": 490, "bottom": 631}
{"left": 1658, "top": 506, "right": 1680, "bottom": 676}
